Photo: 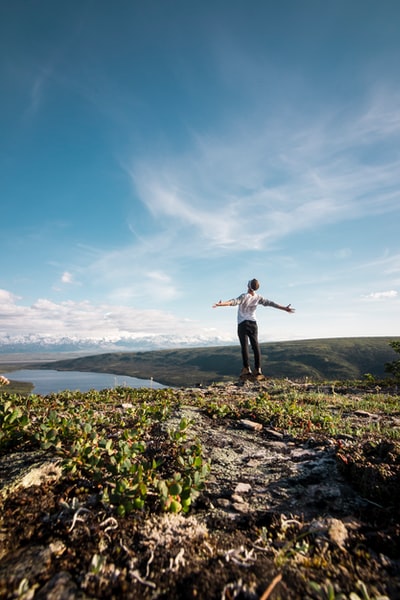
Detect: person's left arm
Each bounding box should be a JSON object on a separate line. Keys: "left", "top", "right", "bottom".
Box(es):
{"left": 259, "top": 297, "right": 295, "bottom": 313}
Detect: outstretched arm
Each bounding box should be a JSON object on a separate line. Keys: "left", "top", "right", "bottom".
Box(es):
{"left": 259, "top": 296, "right": 295, "bottom": 312}
{"left": 212, "top": 300, "right": 233, "bottom": 308}
{"left": 274, "top": 303, "right": 295, "bottom": 313}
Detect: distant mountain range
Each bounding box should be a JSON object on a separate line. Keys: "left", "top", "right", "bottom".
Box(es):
{"left": 0, "top": 334, "right": 233, "bottom": 354}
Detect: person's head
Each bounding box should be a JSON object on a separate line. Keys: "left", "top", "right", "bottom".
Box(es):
{"left": 248, "top": 278, "right": 260, "bottom": 292}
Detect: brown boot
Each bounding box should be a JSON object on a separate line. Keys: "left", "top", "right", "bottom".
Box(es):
{"left": 240, "top": 367, "right": 252, "bottom": 377}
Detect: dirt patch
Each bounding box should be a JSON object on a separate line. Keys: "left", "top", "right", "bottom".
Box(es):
{"left": 0, "top": 381, "right": 399, "bottom": 599}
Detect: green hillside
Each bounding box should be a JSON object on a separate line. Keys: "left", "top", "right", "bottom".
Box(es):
{"left": 41, "top": 336, "right": 399, "bottom": 387}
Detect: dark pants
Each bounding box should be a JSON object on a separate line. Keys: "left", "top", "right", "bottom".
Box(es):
{"left": 237, "top": 320, "right": 261, "bottom": 370}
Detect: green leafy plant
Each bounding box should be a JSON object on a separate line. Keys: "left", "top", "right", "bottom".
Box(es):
{"left": 385, "top": 340, "right": 400, "bottom": 380}
{"left": 0, "top": 386, "right": 210, "bottom": 515}
{"left": 157, "top": 418, "right": 210, "bottom": 513}
{"left": 0, "top": 399, "right": 30, "bottom": 446}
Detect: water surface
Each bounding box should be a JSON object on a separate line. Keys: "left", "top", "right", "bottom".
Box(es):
{"left": 3, "top": 369, "right": 166, "bottom": 395}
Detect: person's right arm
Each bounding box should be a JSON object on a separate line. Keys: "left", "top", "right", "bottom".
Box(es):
{"left": 212, "top": 300, "right": 233, "bottom": 308}
{"left": 212, "top": 294, "right": 242, "bottom": 308}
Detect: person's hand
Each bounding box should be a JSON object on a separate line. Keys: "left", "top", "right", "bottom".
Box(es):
{"left": 212, "top": 301, "right": 222, "bottom": 308}
{"left": 286, "top": 304, "right": 295, "bottom": 313}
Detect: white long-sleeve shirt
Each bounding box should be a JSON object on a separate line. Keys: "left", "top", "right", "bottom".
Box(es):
{"left": 229, "top": 292, "right": 279, "bottom": 324}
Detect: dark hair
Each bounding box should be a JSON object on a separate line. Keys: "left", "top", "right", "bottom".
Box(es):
{"left": 249, "top": 278, "right": 260, "bottom": 291}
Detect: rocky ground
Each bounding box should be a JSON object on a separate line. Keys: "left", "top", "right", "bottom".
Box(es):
{"left": 0, "top": 379, "right": 399, "bottom": 599}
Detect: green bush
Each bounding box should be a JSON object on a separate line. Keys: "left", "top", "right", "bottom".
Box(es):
{"left": 384, "top": 341, "right": 400, "bottom": 380}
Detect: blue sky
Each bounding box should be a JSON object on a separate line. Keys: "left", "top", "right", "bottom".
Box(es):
{"left": 1, "top": 0, "right": 400, "bottom": 347}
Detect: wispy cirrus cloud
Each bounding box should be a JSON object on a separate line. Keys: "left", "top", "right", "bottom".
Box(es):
{"left": 59, "top": 85, "right": 400, "bottom": 325}
{"left": 359, "top": 253, "right": 400, "bottom": 277}
{"left": 78, "top": 241, "right": 182, "bottom": 304}
{"left": 129, "top": 88, "right": 400, "bottom": 254}
{"left": 26, "top": 66, "right": 53, "bottom": 116}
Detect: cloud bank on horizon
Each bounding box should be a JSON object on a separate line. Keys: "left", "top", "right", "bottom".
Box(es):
{"left": 1, "top": 1, "right": 399, "bottom": 349}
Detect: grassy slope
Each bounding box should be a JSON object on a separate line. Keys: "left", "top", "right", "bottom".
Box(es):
{"left": 35, "top": 336, "right": 400, "bottom": 387}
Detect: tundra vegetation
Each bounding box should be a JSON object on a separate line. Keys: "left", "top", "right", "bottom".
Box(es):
{"left": 0, "top": 339, "right": 399, "bottom": 599}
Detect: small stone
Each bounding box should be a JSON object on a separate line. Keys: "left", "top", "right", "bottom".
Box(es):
{"left": 235, "top": 482, "right": 252, "bottom": 494}
{"left": 310, "top": 518, "right": 348, "bottom": 548}
{"left": 265, "top": 428, "right": 284, "bottom": 439}
{"left": 239, "top": 419, "right": 263, "bottom": 431}
{"left": 232, "top": 502, "right": 249, "bottom": 513}
{"left": 231, "top": 493, "right": 244, "bottom": 504}
{"left": 48, "top": 541, "right": 66, "bottom": 557}
{"left": 216, "top": 498, "right": 231, "bottom": 508}
{"left": 328, "top": 519, "right": 348, "bottom": 548}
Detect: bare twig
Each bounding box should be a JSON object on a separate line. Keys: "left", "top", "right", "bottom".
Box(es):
{"left": 67, "top": 507, "right": 91, "bottom": 532}
{"left": 169, "top": 547, "right": 185, "bottom": 572}
{"left": 99, "top": 517, "right": 119, "bottom": 533}
{"left": 204, "top": 541, "right": 214, "bottom": 556}
{"left": 145, "top": 549, "right": 154, "bottom": 578}
{"left": 131, "top": 569, "right": 156, "bottom": 589}
{"left": 259, "top": 573, "right": 282, "bottom": 600}
{"left": 225, "top": 546, "right": 256, "bottom": 567}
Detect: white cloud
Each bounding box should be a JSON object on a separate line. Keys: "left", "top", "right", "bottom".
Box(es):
{"left": 61, "top": 271, "right": 73, "bottom": 284}
{"left": 0, "top": 289, "right": 206, "bottom": 341}
{"left": 362, "top": 290, "right": 398, "bottom": 301}
{"left": 0, "top": 289, "right": 21, "bottom": 305}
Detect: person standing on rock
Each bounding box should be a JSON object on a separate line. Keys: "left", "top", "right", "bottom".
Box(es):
{"left": 213, "top": 279, "right": 295, "bottom": 378}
